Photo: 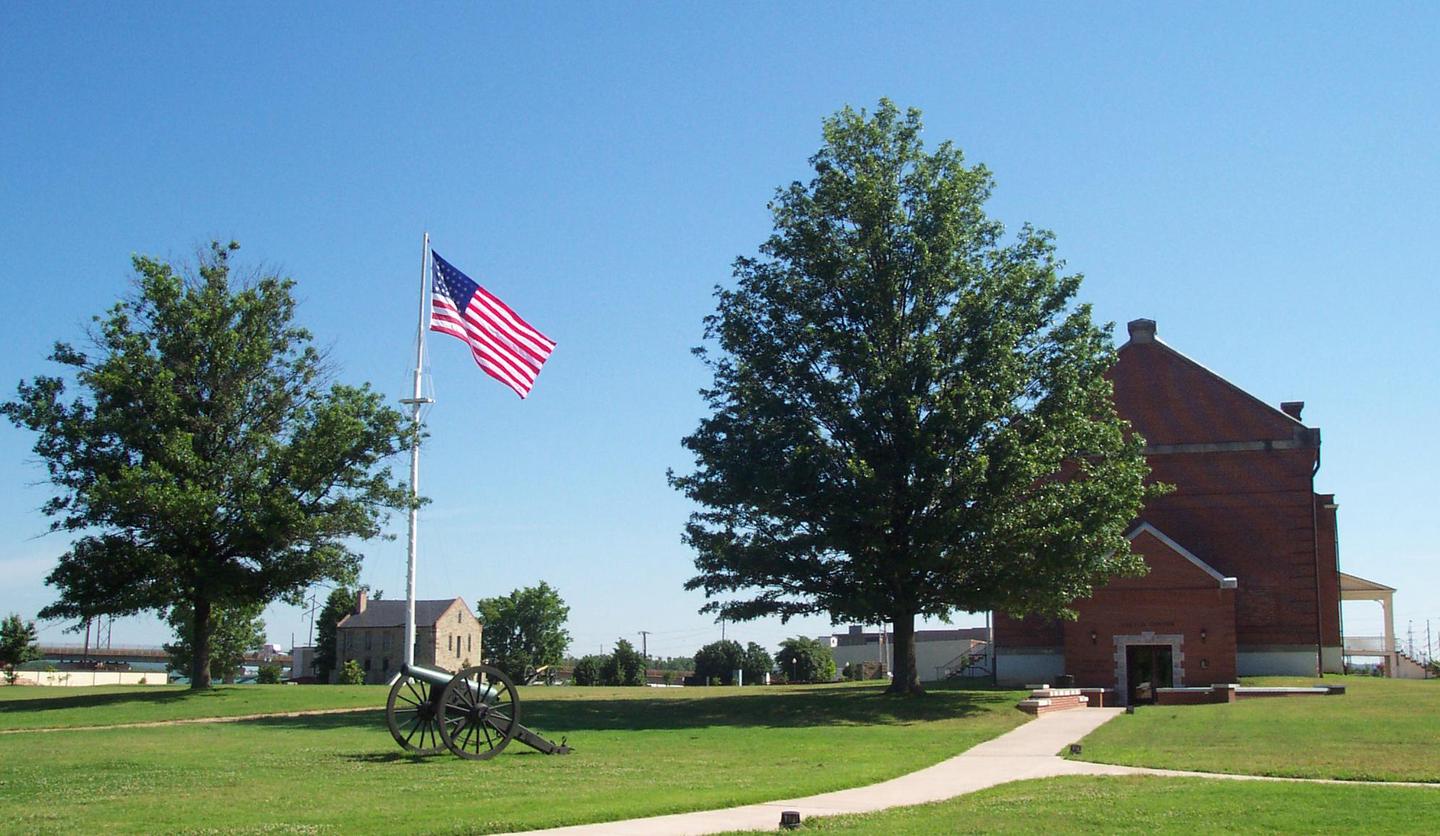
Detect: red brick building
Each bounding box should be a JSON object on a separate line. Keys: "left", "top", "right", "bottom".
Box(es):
{"left": 994, "top": 319, "right": 1342, "bottom": 701}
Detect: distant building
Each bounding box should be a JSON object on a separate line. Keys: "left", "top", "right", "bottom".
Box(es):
{"left": 334, "top": 590, "right": 482, "bottom": 684}
{"left": 289, "top": 645, "right": 316, "bottom": 682}
{"left": 828, "top": 625, "right": 989, "bottom": 681}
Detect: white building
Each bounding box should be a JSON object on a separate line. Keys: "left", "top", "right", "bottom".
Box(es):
{"left": 828, "top": 625, "right": 991, "bottom": 682}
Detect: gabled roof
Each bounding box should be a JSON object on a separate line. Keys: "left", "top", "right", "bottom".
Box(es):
{"left": 1127, "top": 522, "right": 1238, "bottom": 589}
{"left": 1339, "top": 572, "right": 1395, "bottom": 593}
{"left": 337, "top": 598, "right": 466, "bottom": 629}
{"left": 1113, "top": 319, "right": 1313, "bottom": 447}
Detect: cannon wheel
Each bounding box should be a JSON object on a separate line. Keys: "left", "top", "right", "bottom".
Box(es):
{"left": 386, "top": 673, "right": 447, "bottom": 755}
{"left": 437, "top": 664, "right": 520, "bottom": 760}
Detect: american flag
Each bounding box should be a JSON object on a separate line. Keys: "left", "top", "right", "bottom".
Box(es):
{"left": 429, "top": 251, "right": 556, "bottom": 399}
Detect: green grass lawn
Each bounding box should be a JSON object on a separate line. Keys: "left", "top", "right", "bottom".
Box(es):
{"left": 0, "top": 683, "right": 381, "bottom": 729}
{"left": 1070, "top": 675, "right": 1440, "bottom": 782}
{"left": 739, "top": 775, "right": 1440, "bottom": 834}
{"left": 0, "top": 680, "right": 1026, "bottom": 834}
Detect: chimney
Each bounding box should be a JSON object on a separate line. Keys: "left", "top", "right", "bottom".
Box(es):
{"left": 356, "top": 589, "right": 368, "bottom": 614}
{"left": 1126, "top": 318, "right": 1156, "bottom": 343}
{"left": 1280, "top": 401, "right": 1304, "bottom": 420}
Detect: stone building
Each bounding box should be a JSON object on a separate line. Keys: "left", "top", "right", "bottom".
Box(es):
{"left": 994, "top": 318, "right": 1343, "bottom": 702}
{"left": 334, "top": 590, "right": 482, "bottom": 684}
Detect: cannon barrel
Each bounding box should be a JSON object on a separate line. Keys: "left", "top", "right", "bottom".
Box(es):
{"left": 400, "top": 662, "right": 455, "bottom": 689}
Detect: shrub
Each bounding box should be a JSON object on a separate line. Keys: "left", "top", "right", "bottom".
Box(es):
{"left": 339, "top": 659, "right": 365, "bottom": 685}
{"left": 256, "top": 663, "right": 282, "bottom": 684}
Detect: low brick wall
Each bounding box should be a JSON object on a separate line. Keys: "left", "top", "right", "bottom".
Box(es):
{"left": 1078, "top": 687, "right": 1115, "bottom": 707}
{"left": 1017, "top": 687, "right": 1089, "bottom": 715}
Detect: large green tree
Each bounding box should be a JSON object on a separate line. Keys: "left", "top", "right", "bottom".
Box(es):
{"left": 601, "top": 638, "right": 646, "bottom": 686}
{"left": 1, "top": 614, "right": 41, "bottom": 685}
{"left": 163, "top": 601, "right": 266, "bottom": 684}
{"left": 2, "top": 243, "right": 412, "bottom": 689}
{"left": 313, "top": 585, "right": 357, "bottom": 684}
{"left": 476, "top": 582, "right": 571, "bottom": 682}
{"left": 672, "top": 101, "right": 1154, "bottom": 695}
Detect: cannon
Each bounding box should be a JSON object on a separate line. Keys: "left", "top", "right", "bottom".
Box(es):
{"left": 385, "top": 662, "right": 572, "bottom": 760}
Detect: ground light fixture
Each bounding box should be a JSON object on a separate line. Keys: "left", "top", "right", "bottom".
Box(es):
{"left": 780, "top": 810, "right": 802, "bottom": 829}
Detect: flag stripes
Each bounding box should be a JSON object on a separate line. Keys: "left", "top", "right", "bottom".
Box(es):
{"left": 429, "top": 251, "right": 555, "bottom": 398}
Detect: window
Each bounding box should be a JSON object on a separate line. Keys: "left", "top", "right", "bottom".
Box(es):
{"left": 467, "top": 635, "right": 472, "bottom": 652}
{"left": 448, "top": 635, "right": 453, "bottom": 652}
{"left": 364, "top": 657, "right": 371, "bottom": 671}
{"left": 383, "top": 633, "right": 391, "bottom": 650}
{"left": 458, "top": 611, "right": 463, "bottom": 624}
{"left": 382, "top": 657, "right": 389, "bottom": 672}
{"left": 365, "top": 632, "right": 372, "bottom": 650}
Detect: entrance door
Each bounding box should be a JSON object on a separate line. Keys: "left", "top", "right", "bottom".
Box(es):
{"left": 1126, "top": 644, "right": 1174, "bottom": 704}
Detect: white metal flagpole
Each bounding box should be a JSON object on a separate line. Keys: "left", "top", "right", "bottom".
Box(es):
{"left": 400, "top": 231, "right": 434, "bottom": 668}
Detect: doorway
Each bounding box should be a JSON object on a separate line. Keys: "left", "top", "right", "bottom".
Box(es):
{"left": 1126, "top": 644, "right": 1174, "bottom": 704}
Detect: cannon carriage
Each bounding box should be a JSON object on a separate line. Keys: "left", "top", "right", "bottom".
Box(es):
{"left": 386, "top": 662, "right": 571, "bottom": 760}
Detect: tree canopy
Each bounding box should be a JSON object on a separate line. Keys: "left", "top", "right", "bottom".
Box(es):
{"left": 1, "top": 615, "right": 41, "bottom": 684}
{"left": 776, "top": 636, "right": 836, "bottom": 684}
{"left": 672, "top": 101, "right": 1155, "bottom": 694}
{"left": 2, "top": 243, "right": 412, "bottom": 689}
{"left": 314, "top": 585, "right": 357, "bottom": 684}
{"left": 476, "top": 582, "right": 571, "bottom": 683}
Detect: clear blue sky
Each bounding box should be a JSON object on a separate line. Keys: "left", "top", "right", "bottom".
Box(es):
{"left": 2, "top": 2, "right": 1437, "bottom": 661}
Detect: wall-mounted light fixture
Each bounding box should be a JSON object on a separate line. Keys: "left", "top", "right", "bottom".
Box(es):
{"left": 1089, "top": 629, "right": 1098, "bottom": 645}
{"left": 1200, "top": 628, "right": 1208, "bottom": 642}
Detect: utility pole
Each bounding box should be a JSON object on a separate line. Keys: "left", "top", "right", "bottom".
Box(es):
{"left": 304, "top": 592, "right": 320, "bottom": 647}
{"left": 638, "top": 630, "right": 650, "bottom": 665}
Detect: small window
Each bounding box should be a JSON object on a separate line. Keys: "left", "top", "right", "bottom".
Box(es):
{"left": 365, "top": 632, "right": 372, "bottom": 650}
{"left": 458, "top": 611, "right": 463, "bottom": 624}
{"left": 467, "top": 635, "right": 472, "bottom": 652}
{"left": 364, "top": 657, "right": 371, "bottom": 671}
{"left": 383, "top": 633, "right": 391, "bottom": 650}
{"left": 448, "top": 635, "right": 453, "bottom": 652}
{"left": 382, "top": 657, "right": 389, "bottom": 672}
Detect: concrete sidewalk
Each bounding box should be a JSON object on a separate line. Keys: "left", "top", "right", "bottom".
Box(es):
{"left": 519, "top": 708, "right": 1127, "bottom": 835}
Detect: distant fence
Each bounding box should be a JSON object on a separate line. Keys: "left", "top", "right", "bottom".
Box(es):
{"left": 15, "top": 670, "right": 170, "bottom": 687}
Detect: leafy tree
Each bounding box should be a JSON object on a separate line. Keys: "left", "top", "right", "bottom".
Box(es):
{"left": 742, "top": 641, "right": 774, "bottom": 685}
{"left": 164, "top": 601, "right": 266, "bottom": 683}
{"left": 571, "top": 654, "right": 605, "bottom": 686}
{"left": 602, "top": 638, "right": 646, "bottom": 686}
{"left": 256, "top": 663, "right": 282, "bottom": 684}
{"left": 649, "top": 655, "right": 695, "bottom": 672}
{"left": 1, "top": 614, "right": 41, "bottom": 685}
{"left": 672, "top": 101, "right": 1153, "bottom": 695}
{"left": 693, "top": 639, "right": 744, "bottom": 685}
{"left": 2, "top": 243, "right": 411, "bottom": 689}
{"left": 477, "top": 582, "right": 571, "bottom": 682}
{"left": 776, "top": 636, "right": 836, "bottom": 684}
{"left": 314, "top": 585, "right": 359, "bottom": 684}
{"left": 339, "top": 659, "right": 365, "bottom": 685}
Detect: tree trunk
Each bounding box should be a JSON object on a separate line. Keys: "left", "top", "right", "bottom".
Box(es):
{"left": 190, "top": 596, "right": 213, "bottom": 690}
{"left": 886, "top": 610, "right": 925, "bottom": 695}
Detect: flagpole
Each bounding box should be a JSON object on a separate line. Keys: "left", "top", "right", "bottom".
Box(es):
{"left": 401, "top": 231, "right": 434, "bottom": 668}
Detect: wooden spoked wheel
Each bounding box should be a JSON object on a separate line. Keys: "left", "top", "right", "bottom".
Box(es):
{"left": 386, "top": 673, "right": 447, "bottom": 755}
{"left": 437, "top": 664, "right": 520, "bottom": 760}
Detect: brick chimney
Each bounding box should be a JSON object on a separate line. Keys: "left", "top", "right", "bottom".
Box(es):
{"left": 356, "top": 588, "right": 368, "bottom": 614}
{"left": 1126, "top": 318, "right": 1156, "bottom": 343}
{"left": 1280, "top": 401, "right": 1305, "bottom": 420}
